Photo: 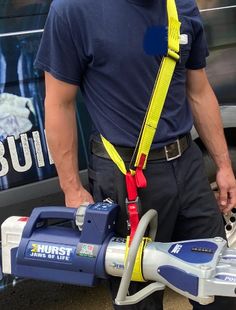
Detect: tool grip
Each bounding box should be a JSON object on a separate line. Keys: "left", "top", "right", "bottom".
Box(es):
{"left": 22, "top": 206, "right": 77, "bottom": 238}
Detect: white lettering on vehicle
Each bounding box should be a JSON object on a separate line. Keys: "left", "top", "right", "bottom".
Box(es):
{"left": 0, "top": 142, "right": 9, "bottom": 177}
{"left": 0, "top": 130, "right": 54, "bottom": 177}
{"left": 8, "top": 134, "right": 32, "bottom": 172}
{"left": 32, "top": 131, "right": 45, "bottom": 167}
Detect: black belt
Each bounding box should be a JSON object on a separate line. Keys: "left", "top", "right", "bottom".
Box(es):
{"left": 91, "top": 134, "right": 192, "bottom": 162}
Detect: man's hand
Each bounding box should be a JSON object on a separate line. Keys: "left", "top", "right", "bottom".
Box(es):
{"left": 187, "top": 69, "right": 236, "bottom": 213}
{"left": 216, "top": 167, "right": 236, "bottom": 214}
{"left": 65, "top": 186, "right": 94, "bottom": 208}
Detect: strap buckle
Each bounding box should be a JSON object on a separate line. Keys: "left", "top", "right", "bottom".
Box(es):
{"left": 168, "top": 48, "right": 180, "bottom": 61}
{"left": 125, "top": 197, "right": 141, "bottom": 213}
{"left": 164, "top": 139, "right": 182, "bottom": 161}
{"left": 126, "top": 197, "right": 140, "bottom": 244}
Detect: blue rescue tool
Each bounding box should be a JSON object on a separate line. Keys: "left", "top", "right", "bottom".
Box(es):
{"left": 1, "top": 201, "right": 236, "bottom": 306}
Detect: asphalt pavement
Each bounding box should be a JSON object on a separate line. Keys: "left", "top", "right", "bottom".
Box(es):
{"left": 0, "top": 279, "right": 191, "bottom": 310}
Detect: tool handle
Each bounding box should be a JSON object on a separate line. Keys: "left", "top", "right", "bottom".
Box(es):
{"left": 115, "top": 209, "right": 164, "bottom": 305}
{"left": 22, "top": 206, "right": 77, "bottom": 238}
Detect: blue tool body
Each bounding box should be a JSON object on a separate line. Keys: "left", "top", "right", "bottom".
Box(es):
{"left": 11, "top": 202, "right": 119, "bottom": 286}
{"left": 159, "top": 241, "right": 218, "bottom": 296}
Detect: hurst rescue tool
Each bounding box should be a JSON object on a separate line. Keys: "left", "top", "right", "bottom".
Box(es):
{"left": 1, "top": 201, "right": 236, "bottom": 306}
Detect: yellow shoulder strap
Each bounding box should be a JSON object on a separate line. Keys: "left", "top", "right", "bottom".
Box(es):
{"left": 133, "top": 0, "right": 181, "bottom": 169}
{"left": 101, "top": 0, "right": 181, "bottom": 175}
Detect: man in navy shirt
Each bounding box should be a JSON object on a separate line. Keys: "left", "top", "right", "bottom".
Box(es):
{"left": 35, "top": 0, "right": 236, "bottom": 309}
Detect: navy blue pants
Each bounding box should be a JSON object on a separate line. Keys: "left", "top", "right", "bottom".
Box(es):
{"left": 88, "top": 140, "right": 236, "bottom": 310}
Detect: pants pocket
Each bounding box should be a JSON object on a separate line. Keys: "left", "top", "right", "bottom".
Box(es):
{"left": 88, "top": 155, "right": 128, "bottom": 236}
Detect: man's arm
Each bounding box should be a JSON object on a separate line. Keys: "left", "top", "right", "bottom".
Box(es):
{"left": 186, "top": 68, "right": 236, "bottom": 214}
{"left": 44, "top": 72, "right": 94, "bottom": 207}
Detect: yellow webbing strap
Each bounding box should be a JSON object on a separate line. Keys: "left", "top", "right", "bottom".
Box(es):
{"left": 101, "top": 135, "right": 132, "bottom": 175}
{"left": 101, "top": 0, "right": 181, "bottom": 174}
{"left": 124, "top": 237, "right": 152, "bottom": 282}
{"left": 134, "top": 0, "right": 181, "bottom": 168}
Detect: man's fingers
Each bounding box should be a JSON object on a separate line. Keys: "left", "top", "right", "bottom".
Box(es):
{"left": 219, "top": 188, "right": 236, "bottom": 214}
{"left": 65, "top": 188, "right": 94, "bottom": 208}
{"left": 226, "top": 189, "right": 236, "bottom": 211}
{"left": 218, "top": 186, "right": 228, "bottom": 207}
{"left": 85, "top": 194, "right": 95, "bottom": 204}
{"left": 216, "top": 168, "right": 236, "bottom": 213}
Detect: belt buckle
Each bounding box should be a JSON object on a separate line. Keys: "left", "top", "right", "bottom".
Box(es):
{"left": 164, "top": 139, "right": 182, "bottom": 161}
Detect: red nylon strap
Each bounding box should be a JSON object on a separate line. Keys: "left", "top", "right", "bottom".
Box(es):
{"left": 125, "top": 172, "right": 137, "bottom": 201}
{"left": 135, "top": 154, "right": 147, "bottom": 188}
{"left": 125, "top": 172, "right": 139, "bottom": 244}
{"left": 128, "top": 202, "right": 139, "bottom": 245}
{"left": 125, "top": 156, "right": 147, "bottom": 244}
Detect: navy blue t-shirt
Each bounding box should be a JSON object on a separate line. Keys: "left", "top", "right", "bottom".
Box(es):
{"left": 35, "top": 0, "right": 209, "bottom": 148}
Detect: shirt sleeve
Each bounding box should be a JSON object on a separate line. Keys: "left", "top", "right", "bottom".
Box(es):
{"left": 34, "top": 4, "right": 87, "bottom": 85}
{"left": 185, "top": 9, "right": 209, "bottom": 70}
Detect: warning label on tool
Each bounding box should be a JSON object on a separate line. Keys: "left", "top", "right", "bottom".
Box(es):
{"left": 76, "top": 243, "right": 99, "bottom": 258}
